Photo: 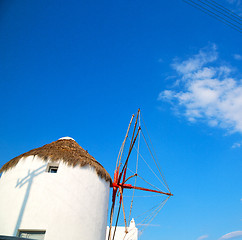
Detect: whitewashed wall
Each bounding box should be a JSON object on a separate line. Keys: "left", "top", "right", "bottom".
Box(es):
{"left": 0, "top": 156, "right": 110, "bottom": 240}
{"left": 106, "top": 219, "right": 138, "bottom": 240}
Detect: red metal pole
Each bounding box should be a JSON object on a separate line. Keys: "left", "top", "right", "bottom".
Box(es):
{"left": 111, "top": 182, "right": 173, "bottom": 196}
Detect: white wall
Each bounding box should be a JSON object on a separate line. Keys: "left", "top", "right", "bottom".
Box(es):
{"left": 0, "top": 156, "right": 110, "bottom": 240}
{"left": 106, "top": 219, "right": 138, "bottom": 240}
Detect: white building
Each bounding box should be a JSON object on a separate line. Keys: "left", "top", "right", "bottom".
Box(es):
{"left": 106, "top": 218, "right": 138, "bottom": 240}
{"left": 0, "top": 137, "right": 111, "bottom": 240}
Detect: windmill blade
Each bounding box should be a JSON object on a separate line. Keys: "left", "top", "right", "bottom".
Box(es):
{"left": 108, "top": 194, "right": 116, "bottom": 240}
{"left": 111, "top": 201, "right": 122, "bottom": 240}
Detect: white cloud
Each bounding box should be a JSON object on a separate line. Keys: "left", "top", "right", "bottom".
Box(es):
{"left": 171, "top": 44, "right": 218, "bottom": 75}
{"left": 232, "top": 142, "right": 242, "bottom": 148}
{"left": 197, "top": 234, "right": 209, "bottom": 240}
{"left": 234, "top": 54, "right": 242, "bottom": 60}
{"left": 158, "top": 45, "right": 242, "bottom": 134}
{"left": 219, "top": 231, "right": 242, "bottom": 240}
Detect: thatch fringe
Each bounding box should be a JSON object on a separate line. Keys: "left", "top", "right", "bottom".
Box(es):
{"left": 0, "top": 139, "right": 112, "bottom": 183}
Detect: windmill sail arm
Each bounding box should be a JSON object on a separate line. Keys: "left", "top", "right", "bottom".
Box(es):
{"left": 111, "top": 182, "right": 173, "bottom": 196}
{"left": 118, "top": 126, "right": 141, "bottom": 184}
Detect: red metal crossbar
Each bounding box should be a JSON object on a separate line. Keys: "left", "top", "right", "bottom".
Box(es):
{"left": 111, "top": 182, "right": 173, "bottom": 196}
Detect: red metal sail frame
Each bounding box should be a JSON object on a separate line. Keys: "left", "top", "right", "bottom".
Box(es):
{"left": 108, "top": 109, "right": 173, "bottom": 240}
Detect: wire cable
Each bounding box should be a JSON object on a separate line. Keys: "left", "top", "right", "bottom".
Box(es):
{"left": 128, "top": 114, "right": 141, "bottom": 224}
{"left": 135, "top": 199, "right": 167, "bottom": 220}
{"left": 125, "top": 165, "right": 163, "bottom": 192}
{"left": 183, "top": 0, "right": 242, "bottom": 33}
{"left": 138, "top": 197, "right": 168, "bottom": 231}
{"left": 141, "top": 130, "right": 171, "bottom": 192}
{"left": 128, "top": 138, "right": 168, "bottom": 191}
{"left": 138, "top": 197, "right": 169, "bottom": 235}
{"left": 140, "top": 113, "right": 171, "bottom": 192}
{"left": 198, "top": 0, "right": 242, "bottom": 25}
{"left": 206, "top": 0, "right": 242, "bottom": 22}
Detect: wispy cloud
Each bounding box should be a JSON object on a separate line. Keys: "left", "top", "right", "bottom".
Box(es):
{"left": 137, "top": 223, "right": 160, "bottom": 227}
{"left": 232, "top": 142, "right": 242, "bottom": 148}
{"left": 197, "top": 234, "right": 209, "bottom": 240}
{"left": 218, "top": 231, "right": 242, "bottom": 240}
{"left": 158, "top": 44, "right": 242, "bottom": 134}
{"left": 234, "top": 54, "right": 242, "bottom": 60}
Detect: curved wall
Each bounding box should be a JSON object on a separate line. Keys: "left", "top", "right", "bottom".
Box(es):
{"left": 0, "top": 156, "right": 110, "bottom": 240}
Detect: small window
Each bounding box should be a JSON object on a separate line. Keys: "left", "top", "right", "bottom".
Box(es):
{"left": 46, "top": 162, "right": 59, "bottom": 173}
{"left": 48, "top": 166, "right": 58, "bottom": 173}
{"left": 18, "top": 230, "right": 46, "bottom": 239}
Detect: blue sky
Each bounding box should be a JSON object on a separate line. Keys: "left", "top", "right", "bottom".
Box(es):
{"left": 0, "top": 1, "right": 241, "bottom": 240}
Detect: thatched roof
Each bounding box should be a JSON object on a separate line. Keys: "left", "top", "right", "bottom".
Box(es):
{"left": 0, "top": 138, "right": 112, "bottom": 183}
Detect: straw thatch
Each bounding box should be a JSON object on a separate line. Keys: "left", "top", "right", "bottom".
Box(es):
{"left": 0, "top": 138, "right": 112, "bottom": 183}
